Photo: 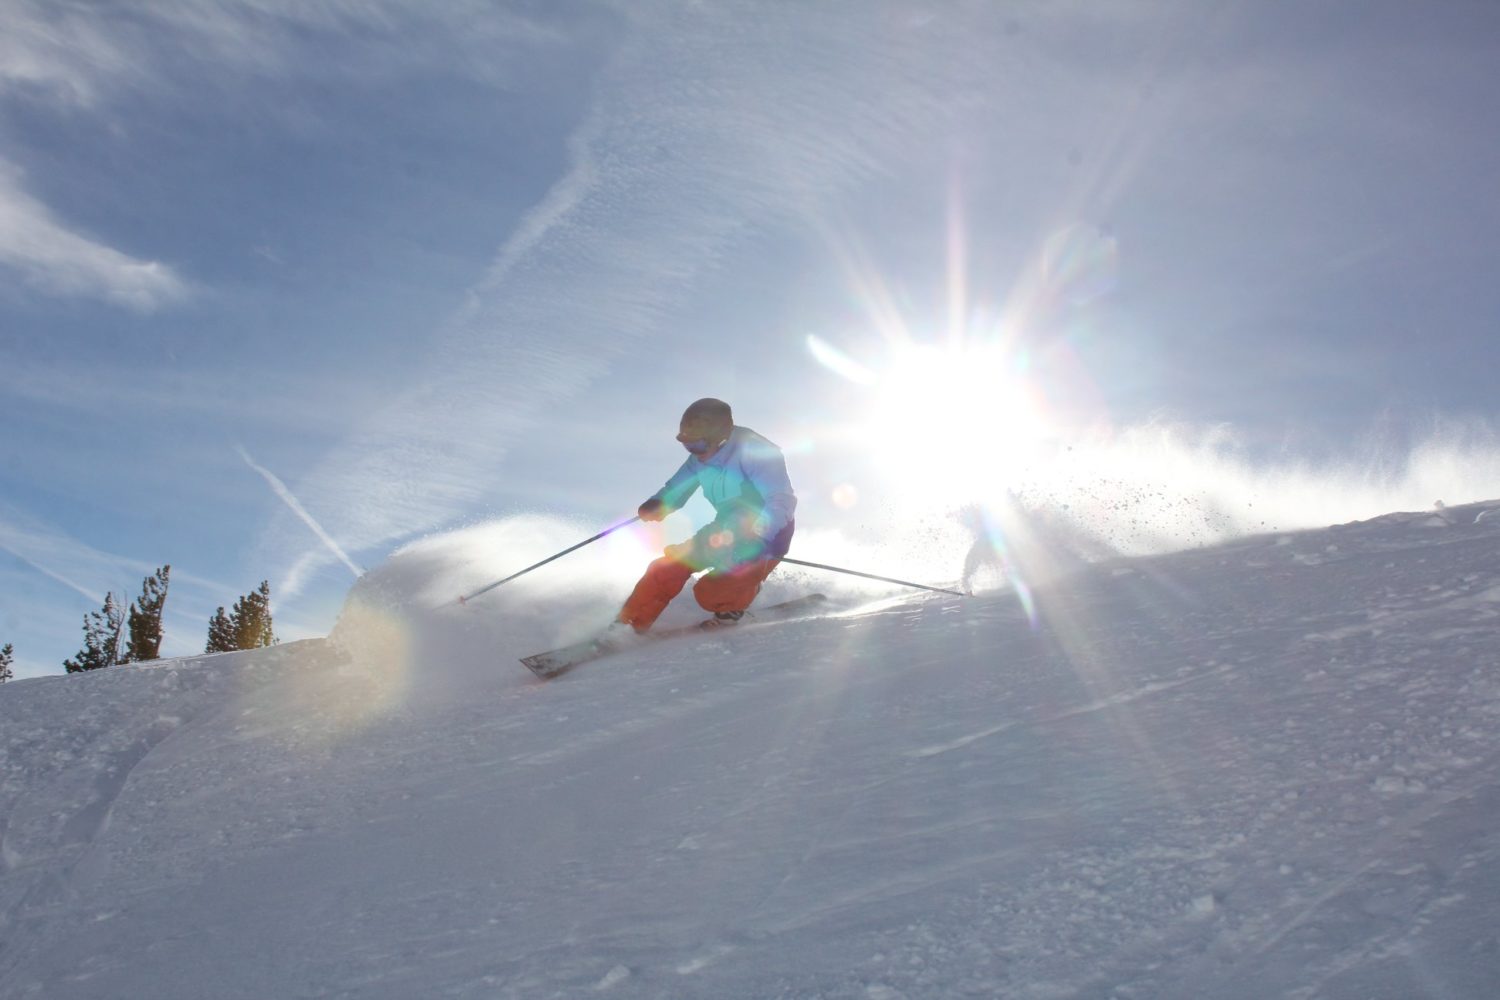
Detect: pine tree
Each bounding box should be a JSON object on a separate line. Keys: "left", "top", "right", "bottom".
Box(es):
{"left": 64, "top": 593, "right": 125, "bottom": 673}
{"left": 205, "top": 581, "right": 276, "bottom": 653}
{"left": 231, "top": 581, "right": 276, "bottom": 650}
{"left": 206, "top": 607, "right": 236, "bottom": 653}
{"left": 0, "top": 643, "right": 13, "bottom": 683}
{"left": 124, "top": 565, "right": 171, "bottom": 663}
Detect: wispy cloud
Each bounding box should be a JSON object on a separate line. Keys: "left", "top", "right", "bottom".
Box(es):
{"left": 0, "top": 541, "right": 100, "bottom": 604}
{"left": 0, "top": 1, "right": 565, "bottom": 311}
{"left": 0, "top": 1, "right": 135, "bottom": 106}
{"left": 0, "top": 0, "right": 564, "bottom": 108}
{"left": 0, "top": 502, "right": 230, "bottom": 596}
{"left": 0, "top": 504, "right": 137, "bottom": 605}
{"left": 237, "top": 446, "right": 365, "bottom": 595}
{"left": 0, "top": 0, "right": 582, "bottom": 592}
{"left": 0, "top": 159, "right": 189, "bottom": 310}
{"left": 4, "top": 357, "right": 391, "bottom": 441}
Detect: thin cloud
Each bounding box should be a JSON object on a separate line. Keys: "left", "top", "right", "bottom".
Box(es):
{"left": 0, "top": 503, "right": 230, "bottom": 597}
{"left": 278, "top": 549, "right": 332, "bottom": 607}
{"left": 0, "top": 506, "right": 133, "bottom": 604}
{"left": 0, "top": 159, "right": 189, "bottom": 310}
{"left": 0, "top": 543, "right": 100, "bottom": 604}
{"left": 0, "top": 2, "right": 563, "bottom": 311}
{"left": 0, "top": 1, "right": 134, "bottom": 106}
{"left": 5, "top": 357, "right": 386, "bottom": 437}
{"left": 237, "top": 446, "right": 365, "bottom": 592}
{"left": 0, "top": 1, "right": 564, "bottom": 108}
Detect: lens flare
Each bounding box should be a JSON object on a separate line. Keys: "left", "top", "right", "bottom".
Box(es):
{"left": 958, "top": 502, "right": 1039, "bottom": 627}
{"left": 1041, "top": 223, "right": 1119, "bottom": 308}
{"left": 831, "top": 483, "right": 859, "bottom": 509}
{"left": 601, "top": 521, "right": 671, "bottom": 572}
{"left": 807, "top": 334, "right": 878, "bottom": 385}
{"left": 303, "top": 597, "right": 414, "bottom": 741}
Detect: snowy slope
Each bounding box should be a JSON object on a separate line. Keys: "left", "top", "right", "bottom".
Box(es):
{"left": 2, "top": 501, "right": 1499, "bottom": 999}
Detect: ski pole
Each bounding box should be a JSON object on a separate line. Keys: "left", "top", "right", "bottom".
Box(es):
{"left": 780, "top": 557, "right": 967, "bottom": 597}
{"left": 454, "top": 516, "right": 641, "bottom": 606}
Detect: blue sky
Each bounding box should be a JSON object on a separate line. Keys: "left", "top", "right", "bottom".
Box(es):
{"left": 5, "top": 0, "right": 1500, "bottom": 679}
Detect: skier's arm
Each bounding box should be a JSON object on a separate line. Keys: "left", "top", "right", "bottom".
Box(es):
{"left": 649, "top": 460, "right": 702, "bottom": 517}
{"left": 741, "top": 441, "right": 797, "bottom": 541}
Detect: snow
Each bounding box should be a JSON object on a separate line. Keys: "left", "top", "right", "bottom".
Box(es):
{"left": 2, "top": 501, "right": 1499, "bottom": 998}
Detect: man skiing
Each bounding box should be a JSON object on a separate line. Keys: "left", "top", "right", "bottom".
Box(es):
{"left": 616, "top": 398, "right": 797, "bottom": 632}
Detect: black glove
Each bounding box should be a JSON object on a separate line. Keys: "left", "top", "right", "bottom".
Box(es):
{"left": 638, "top": 498, "right": 666, "bottom": 522}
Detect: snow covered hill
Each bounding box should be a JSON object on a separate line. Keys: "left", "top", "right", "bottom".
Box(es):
{"left": 3, "top": 501, "right": 1499, "bottom": 999}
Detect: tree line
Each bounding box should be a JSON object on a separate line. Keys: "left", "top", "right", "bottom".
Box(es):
{"left": 0, "top": 566, "right": 281, "bottom": 678}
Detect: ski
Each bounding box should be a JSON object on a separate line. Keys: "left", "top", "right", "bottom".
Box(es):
{"left": 520, "top": 594, "right": 827, "bottom": 680}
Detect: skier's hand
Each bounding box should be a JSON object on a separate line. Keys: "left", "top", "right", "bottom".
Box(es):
{"left": 638, "top": 498, "right": 666, "bottom": 522}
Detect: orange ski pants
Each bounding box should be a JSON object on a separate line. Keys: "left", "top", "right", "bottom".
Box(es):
{"left": 617, "top": 555, "right": 781, "bottom": 631}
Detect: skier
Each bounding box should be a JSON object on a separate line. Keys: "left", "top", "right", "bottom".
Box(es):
{"left": 616, "top": 398, "right": 797, "bottom": 632}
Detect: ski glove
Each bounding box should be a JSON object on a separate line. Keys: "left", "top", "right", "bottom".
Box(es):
{"left": 638, "top": 498, "right": 667, "bottom": 522}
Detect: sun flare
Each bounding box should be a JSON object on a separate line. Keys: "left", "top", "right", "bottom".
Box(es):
{"left": 863, "top": 343, "right": 1052, "bottom": 499}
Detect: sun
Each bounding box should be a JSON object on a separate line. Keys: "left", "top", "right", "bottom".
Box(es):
{"left": 803, "top": 198, "right": 1101, "bottom": 507}
{"left": 864, "top": 343, "right": 1050, "bottom": 499}
{"left": 810, "top": 333, "right": 1054, "bottom": 502}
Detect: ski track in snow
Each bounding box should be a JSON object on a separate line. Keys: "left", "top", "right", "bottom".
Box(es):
{"left": 906, "top": 664, "right": 1238, "bottom": 760}
{"left": 1, "top": 501, "right": 1499, "bottom": 998}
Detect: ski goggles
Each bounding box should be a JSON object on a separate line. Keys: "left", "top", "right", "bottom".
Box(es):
{"left": 678, "top": 436, "right": 713, "bottom": 455}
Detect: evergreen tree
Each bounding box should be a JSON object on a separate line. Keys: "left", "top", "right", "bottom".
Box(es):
{"left": 231, "top": 581, "right": 276, "bottom": 650}
{"left": 64, "top": 593, "right": 125, "bottom": 673}
{"left": 206, "top": 607, "right": 236, "bottom": 653}
{"left": 0, "top": 643, "right": 13, "bottom": 683}
{"left": 124, "top": 565, "right": 171, "bottom": 663}
{"left": 205, "top": 581, "right": 276, "bottom": 653}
